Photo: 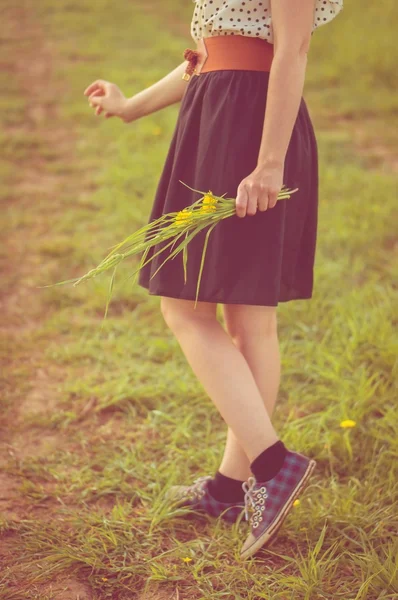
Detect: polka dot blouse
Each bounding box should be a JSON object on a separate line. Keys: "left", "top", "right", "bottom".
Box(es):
{"left": 190, "top": 0, "right": 343, "bottom": 44}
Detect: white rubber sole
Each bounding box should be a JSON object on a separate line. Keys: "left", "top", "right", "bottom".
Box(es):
{"left": 240, "top": 459, "right": 317, "bottom": 560}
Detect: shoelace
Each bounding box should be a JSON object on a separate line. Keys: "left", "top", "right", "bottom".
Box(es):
{"left": 242, "top": 476, "right": 268, "bottom": 527}
{"left": 182, "top": 475, "right": 212, "bottom": 500}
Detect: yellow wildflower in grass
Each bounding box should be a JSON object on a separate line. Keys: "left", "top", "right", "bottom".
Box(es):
{"left": 182, "top": 556, "right": 193, "bottom": 563}
{"left": 340, "top": 419, "right": 356, "bottom": 429}
{"left": 101, "top": 577, "right": 108, "bottom": 582}
{"left": 293, "top": 499, "right": 300, "bottom": 507}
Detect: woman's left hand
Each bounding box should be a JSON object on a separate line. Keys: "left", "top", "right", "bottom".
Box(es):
{"left": 235, "top": 162, "right": 284, "bottom": 218}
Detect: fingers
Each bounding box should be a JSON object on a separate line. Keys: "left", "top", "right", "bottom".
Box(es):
{"left": 84, "top": 80, "right": 119, "bottom": 119}
{"left": 236, "top": 184, "right": 281, "bottom": 218}
{"left": 89, "top": 89, "right": 104, "bottom": 106}
{"left": 236, "top": 183, "right": 263, "bottom": 218}
{"left": 85, "top": 82, "right": 107, "bottom": 117}
{"left": 91, "top": 101, "right": 114, "bottom": 119}
{"left": 246, "top": 185, "right": 259, "bottom": 216}
{"left": 236, "top": 183, "right": 269, "bottom": 218}
{"left": 268, "top": 187, "right": 279, "bottom": 209}
{"left": 83, "top": 79, "right": 107, "bottom": 96}
{"left": 257, "top": 194, "right": 269, "bottom": 212}
{"left": 90, "top": 95, "right": 103, "bottom": 108}
{"left": 87, "top": 89, "right": 106, "bottom": 116}
{"left": 93, "top": 105, "right": 114, "bottom": 118}
{"left": 235, "top": 185, "right": 249, "bottom": 218}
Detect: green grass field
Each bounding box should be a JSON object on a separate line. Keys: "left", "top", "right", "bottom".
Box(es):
{"left": 1, "top": 1, "right": 397, "bottom": 598}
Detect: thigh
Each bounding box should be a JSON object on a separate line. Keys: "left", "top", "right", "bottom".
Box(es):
{"left": 160, "top": 296, "right": 218, "bottom": 321}
{"left": 222, "top": 303, "right": 278, "bottom": 339}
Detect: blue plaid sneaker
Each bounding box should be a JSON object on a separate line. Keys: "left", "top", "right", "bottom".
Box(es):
{"left": 240, "top": 450, "right": 316, "bottom": 559}
{"left": 165, "top": 475, "right": 245, "bottom": 524}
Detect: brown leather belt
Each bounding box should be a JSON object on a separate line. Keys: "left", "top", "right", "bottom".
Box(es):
{"left": 182, "top": 35, "right": 274, "bottom": 81}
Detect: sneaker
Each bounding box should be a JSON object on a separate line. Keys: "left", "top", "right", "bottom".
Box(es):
{"left": 165, "top": 475, "right": 245, "bottom": 524}
{"left": 240, "top": 449, "right": 316, "bottom": 559}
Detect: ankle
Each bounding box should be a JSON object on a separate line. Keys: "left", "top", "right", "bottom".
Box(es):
{"left": 218, "top": 466, "right": 252, "bottom": 481}
{"left": 250, "top": 440, "right": 287, "bottom": 482}
{"left": 208, "top": 470, "right": 245, "bottom": 503}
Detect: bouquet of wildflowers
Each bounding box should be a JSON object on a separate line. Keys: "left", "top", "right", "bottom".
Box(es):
{"left": 47, "top": 181, "right": 298, "bottom": 316}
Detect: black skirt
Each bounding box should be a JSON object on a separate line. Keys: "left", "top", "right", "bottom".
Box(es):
{"left": 138, "top": 68, "right": 319, "bottom": 306}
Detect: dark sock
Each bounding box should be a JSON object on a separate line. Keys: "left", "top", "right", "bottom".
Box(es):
{"left": 207, "top": 470, "right": 245, "bottom": 503}
{"left": 250, "top": 440, "right": 287, "bottom": 483}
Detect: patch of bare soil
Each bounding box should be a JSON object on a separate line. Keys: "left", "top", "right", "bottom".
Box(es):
{"left": 42, "top": 578, "right": 94, "bottom": 600}
{"left": 0, "top": 5, "right": 99, "bottom": 599}
{"left": 0, "top": 472, "right": 21, "bottom": 521}
{"left": 0, "top": 4, "right": 75, "bottom": 422}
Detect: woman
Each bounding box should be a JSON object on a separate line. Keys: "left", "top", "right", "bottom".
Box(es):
{"left": 84, "top": 0, "right": 343, "bottom": 559}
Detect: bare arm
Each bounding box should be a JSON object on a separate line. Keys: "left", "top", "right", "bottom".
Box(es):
{"left": 84, "top": 60, "right": 191, "bottom": 123}
{"left": 122, "top": 60, "right": 190, "bottom": 122}
{"left": 256, "top": 0, "right": 315, "bottom": 167}
{"left": 234, "top": 0, "right": 315, "bottom": 217}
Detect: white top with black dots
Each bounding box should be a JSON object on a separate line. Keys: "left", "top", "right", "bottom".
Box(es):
{"left": 190, "top": 0, "right": 343, "bottom": 44}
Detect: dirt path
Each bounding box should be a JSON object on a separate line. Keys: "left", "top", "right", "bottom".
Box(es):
{"left": 0, "top": 5, "right": 95, "bottom": 599}
{"left": 1, "top": 5, "right": 75, "bottom": 462}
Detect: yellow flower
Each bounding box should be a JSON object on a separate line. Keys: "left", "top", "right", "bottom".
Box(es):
{"left": 101, "top": 577, "right": 108, "bottom": 581}
{"left": 182, "top": 556, "right": 193, "bottom": 563}
{"left": 199, "top": 205, "right": 217, "bottom": 214}
{"left": 200, "top": 193, "right": 218, "bottom": 214}
{"left": 203, "top": 192, "right": 216, "bottom": 203}
{"left": 293, "top": 499, "right": 300, "bottom": 507}
{"left": 175, "top": 208, "right": 193, "bottom": 227}
{"left": 340, "top": 419, "right": 356, "bottom": 429}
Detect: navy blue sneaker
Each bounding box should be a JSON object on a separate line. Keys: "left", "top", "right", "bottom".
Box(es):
{"left": 240, "top": 449, "right": 316, "bottom": 559}
{"left": 165, "top": 475, "right": 245, "bottom": 524}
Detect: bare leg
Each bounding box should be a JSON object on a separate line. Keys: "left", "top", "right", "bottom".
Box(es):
{"left": 160, "top": 297, "right": 279, "bottom": 463}
{"left": 218, "top": 304, "right": 281, "bottom": 481}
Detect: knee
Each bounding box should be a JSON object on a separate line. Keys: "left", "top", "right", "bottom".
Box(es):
{"left": 225, "top": 307, "right": 278, "bottom": 346}
{"left": 160, "top": 297, "right": 216, "bottom": 335}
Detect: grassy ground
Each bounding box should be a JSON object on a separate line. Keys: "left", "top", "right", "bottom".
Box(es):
{"left": 1, "top": 1, "right": 397, "bottom": 599}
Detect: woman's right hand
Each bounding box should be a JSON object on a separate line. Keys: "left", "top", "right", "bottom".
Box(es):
{"left": 83, "top": 80, "right": 129, "bottom": 121}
